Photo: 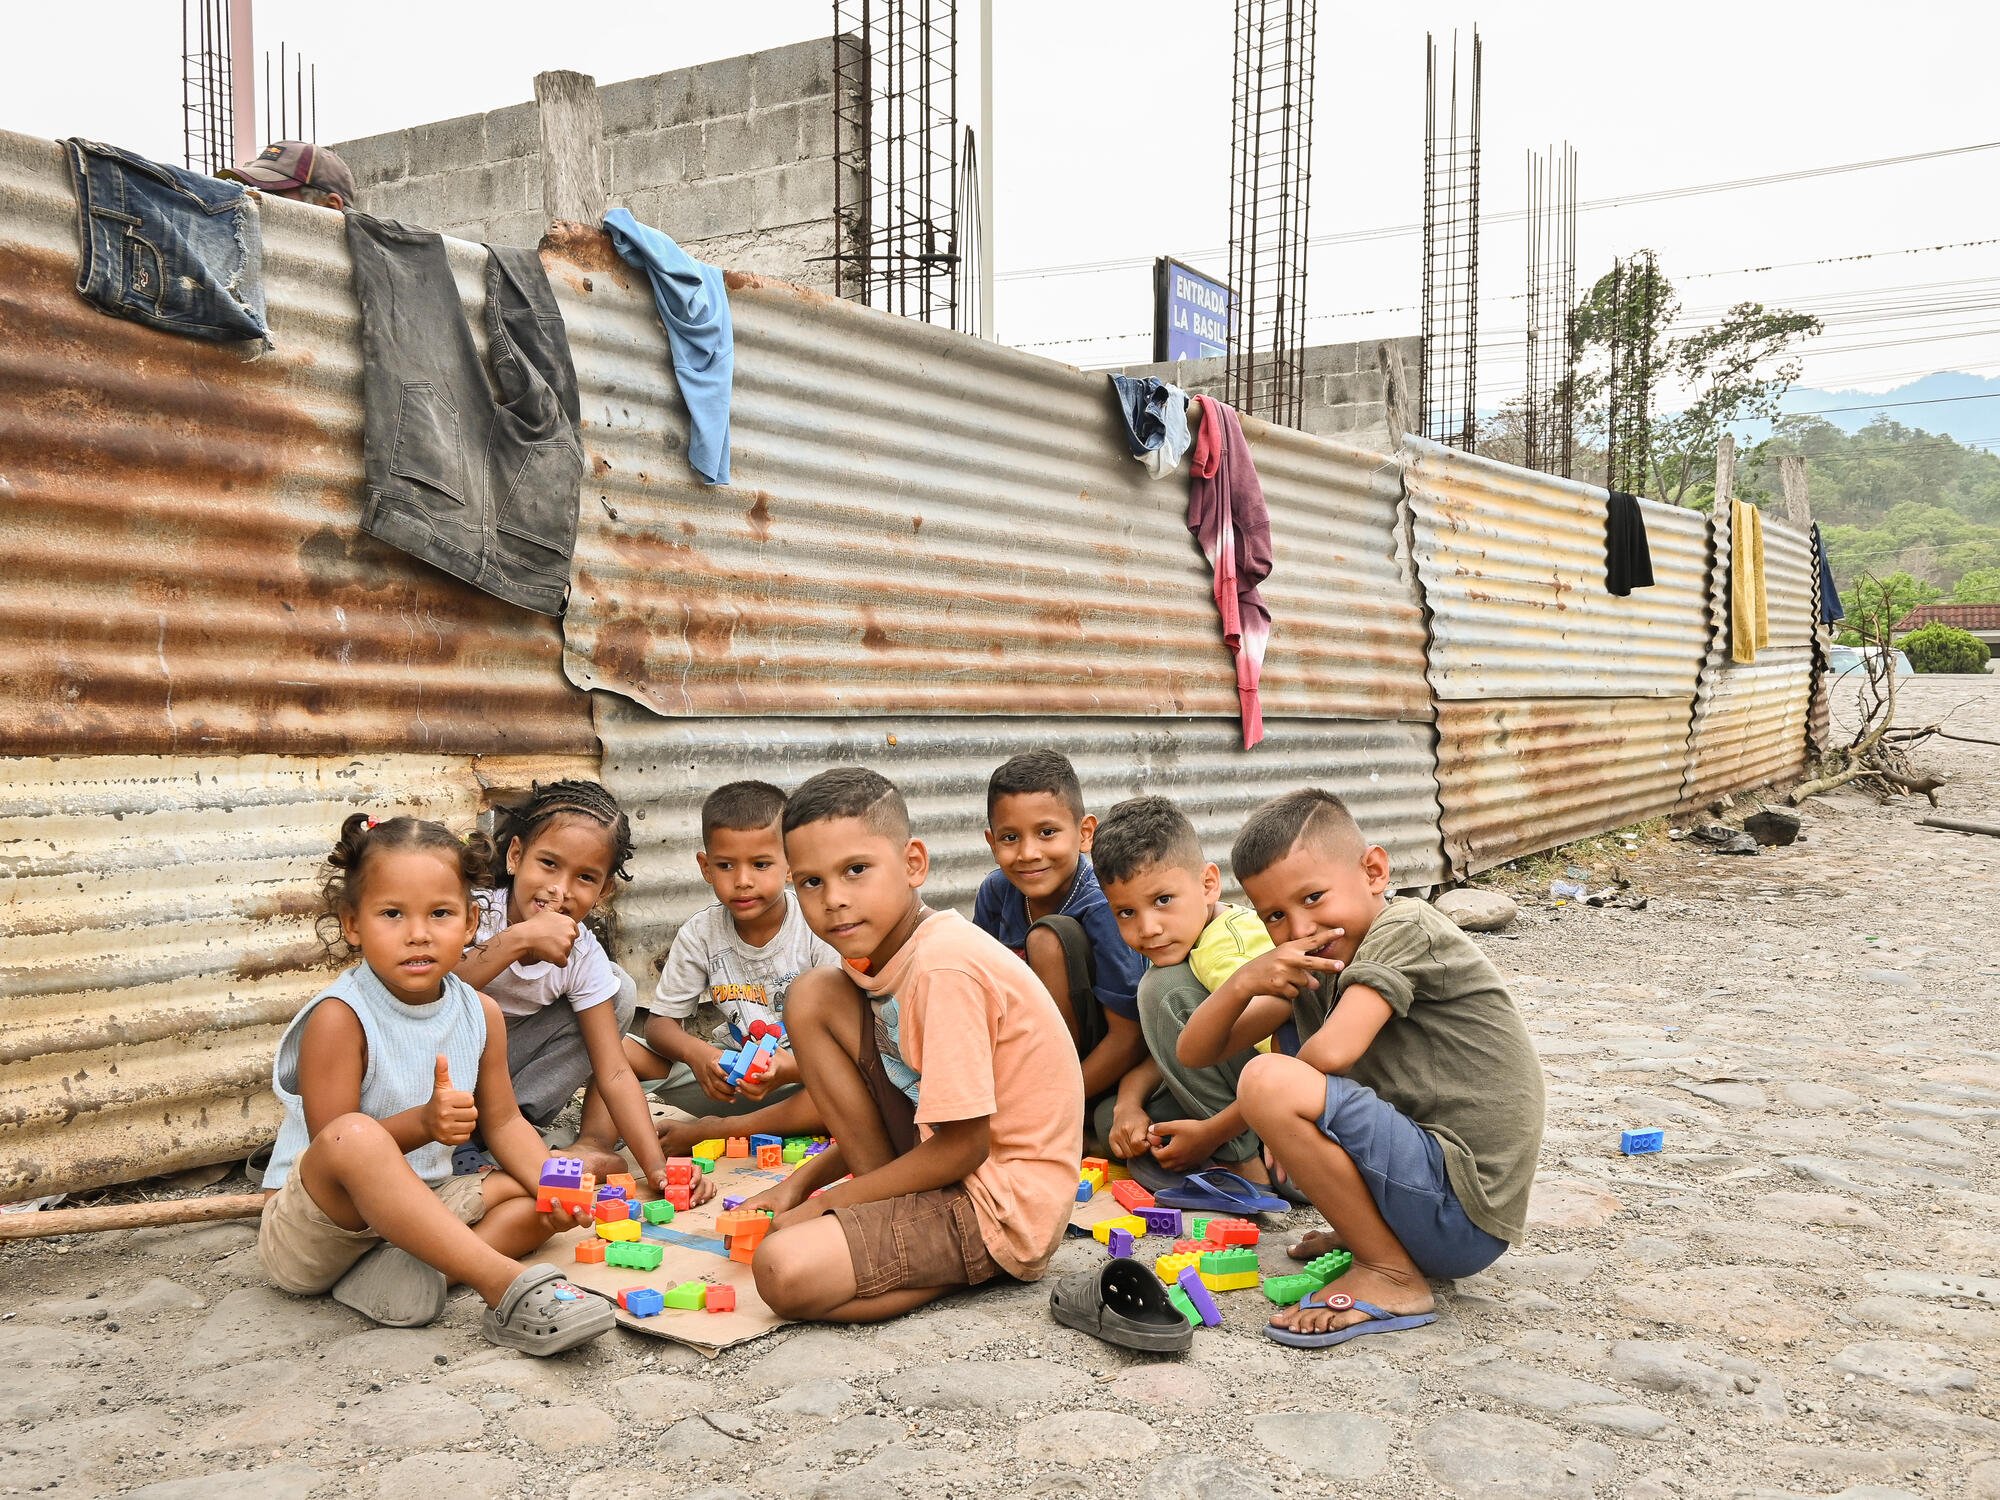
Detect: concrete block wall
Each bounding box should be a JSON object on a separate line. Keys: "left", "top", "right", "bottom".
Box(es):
{"left": 1117, "top": 336, "right": 1421, "bottom": 455}
{"left": 331, "top": 39, "right": 848, "bottom": 289}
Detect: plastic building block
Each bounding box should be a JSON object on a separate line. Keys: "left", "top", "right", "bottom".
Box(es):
{"left": 1109, "top": 1180, "right": 1156, "bottom": 1212}
{"left": 1620, "top": 1127, "right": 1665, "bottom": 1156}
{"left": 750, "top": 1133, "right": 782, "bottom": 1152}
{"left": 1079, "top": 1167, "right": 1105, "bottom": 1192}
{"left": 805, "top": 1140, "right": 830, "bottom": 1157}
{"left": 596, "top": 1217, "right": 642, "bottom": 1243}
{"left": 1074, "top": 1178, "right": 1096, "bottom": 1203}
{"left": 1106, "top": 1227, "right": 1137, "bottom": 1259}
{"left": 722, "top": 1195, "right": 746, "bottom": 1211}
{"left": 782, "top": 1141, "right": 809, "bottom": 1165}
{"left": 756, "top": 1144, "right": 783, "bottom": 1169}
{"left": 1172, "top": 1237, "right": 1223, "bottom": 1256}
{"left": 606, "top": 1172, "right": 638, "bottom": 1194}
{"left": 595, "top": 1183, "right": 628, "bottom": 1202}
{"left": 1080, "top": 1156, "right": 1109, "bottom": 1179}
{"left": 1176, "top": 1265, "right": 1224, "bottom": 1326}
{"left": 1201, "top": 1269, "right": 1261, "bottom": 1293}
{"left": 536, "top": 1185, "right": 593, "bottom": 1214}
{"left": 1090, "top": 1214, "right": 1147, "bottom": 1245}
{"left": 1262, "top": 1273, "right": 1323, "bottom": 1306}
{"left": 663, "top": 1281, "right": 707, "bottom": 1311}
{"left": 593, "top": 1200, "right": 630, "bottom": 1225}
{"left": 706, "top": 1285, "right": 737, "bottom": 1313}
{"left": 1198, "top": 1247, "right": 1261, "bottom": 1291}
{"left": 618, "top": 1286, "right": 665, "bottom": 1317}
{"left": 574, "top": 1239, "right": 606, "bottom": 1264}
{"left": 663, "top": 1159, "right": 695, "bottom": 1185}
{"left": 605, "top": 1240, "right": 664, "bottom": 1271}
{"left": 641, "top": 1198, "right": 675, "bottom": 1225}
{"left": 627, "top": 1199, "right": 645, "bottom": 1220}
{"left": 1207, "top": 1217, "right": 1259, "bottom": 1246}
{"left": 691, "top": 1139, "right": 725, "bottom": 1161}
{"left": 661, "top": 1184, "right": 692, "bottom": 1212}
{"left": 725, "top": 1137, "right": 750, "bottom": 1158}
{"left": 538, "top": 1156, "right": 585, "bottom": 1190}
{"left": 1303, "top": 1250, "right": 1353, "bottom": 1285}
{"left": 1137, "top": 1206, "right": 1183, "bottom": 1238}
{"left": 1154, "top": 1252, "right": 1201, "bottom": 1285}
{"left": 1165, "top": 1284, "right": 1201, "bottom": 1327}
{"left": 696, "top": 1157, "right": 715, "bottom": 1173}
{"left": 1187, "top": 1216, "right": 1213, "bottom": 1242}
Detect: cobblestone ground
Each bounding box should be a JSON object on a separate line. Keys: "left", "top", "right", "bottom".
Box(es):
{"left": 3, "top": 678, "right": 1994, "bottom": 1499}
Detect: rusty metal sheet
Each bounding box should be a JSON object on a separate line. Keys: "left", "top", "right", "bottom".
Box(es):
{"left": 0, "top": 129, "right": 591, "bottom": 756}
{"left": 1403, "top": 437, "right": 1711, "bottom": 700}
{"left": 0, "top": 750, "right": 593, "bottom": 1203}
{"left": 1679, "top": 654, "right": 1814, "bottom": 811}
{"left": 592, "top": 695, "right": 1447, "bottom": 981}
{"left": 545, "top": 248, "right": 1432, "bottom": 724}
{"left": 1433, "top": 696, "right": 1697, "bottom": 877}
{"left": 1760, "top": 514, "right": 1817, "bottom": 654}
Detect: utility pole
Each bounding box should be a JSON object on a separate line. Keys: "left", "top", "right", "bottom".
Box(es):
{"left": 229, "top": 0, "right": 256, "bottom": 162}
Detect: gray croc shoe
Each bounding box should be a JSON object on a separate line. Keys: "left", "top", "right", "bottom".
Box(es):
{"left": 1049, "top": 1260, "right": 1193, "bottom": 1354}
{"left": 480, "top": 1265, "right": 614, "bottom": 1356}
{"left": 331, "top": 1243, "right": 449, "bottom": 1328}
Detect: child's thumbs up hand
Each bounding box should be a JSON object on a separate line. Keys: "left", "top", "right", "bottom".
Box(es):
{"left": 423, "top": 1053, "right": 479, "bottom": 1145}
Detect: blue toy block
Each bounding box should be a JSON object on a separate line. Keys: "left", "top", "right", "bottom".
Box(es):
{"left": 1176, "top": 1265, "right": 1222, "bottom": 1327}
{"left": 622, "top": 1287, "right": 665, "bottom": 1318}
{"left": 1075, "top": 1178, "right": 1096, "bottom": 1203}
{"left": 1106, "top": 1227, "right": 1136, "bottom": 1259}
{"left": 626, "top": 1199, "right": 643, "bottom": 1220}
{"left": 539, "top": 1156, "right": 585, "bottom": 1190}
{"left": 749, "top": 1133, "right": 782, "bottom": 1152}
{"left": 1620, "top": 1128, "right": 1665, "bottom": 1156}
{"left": 1137, "top": 1206, "right": 1183, "bottom": 1238}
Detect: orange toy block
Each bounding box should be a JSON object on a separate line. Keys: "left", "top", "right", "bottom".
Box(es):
{"left": 1173, "top": 1237, "right": 1223, "bottom": 1255}
{"left": 536, "top": 1185, "right": 593, "bottom": 1214}
{"left": 606, "top": 1173, "right": 638, "bottom": 1194}
{"left": 756, "top": 1144, "right": 782, "bottom": 1169}
{"left": 593, "top": 1200, "right": 630, "bottom": 1224}
{"left": 706, "top": 1285, "right": 736, "bottom": 1313}
{"left": 574, "top": 1239, "right": 606, "bottom": 1264}
{"left": 1109, "top": 1180, "right": 1156, "bottom": 1212}
{"left": 725, "top": 1137, "right": 750, "bottom": 1158}
{"left": 1080, "top": 1156, "right": 1109, "bottom": 1179}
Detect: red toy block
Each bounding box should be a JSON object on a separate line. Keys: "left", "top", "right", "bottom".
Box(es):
{"left": 1109, "top": 1179, "right": 1156, "bottom": 1212}
{"left": 1080, "top": 1156, "right": 1110, "bottom": 1179}
{"left": 1172, "top": 1237, "right": 1223, "bottom": 1255}
{"left": 574, "top": 1240, "right": 606, "bottom": 1264}
{"left": 706, "top": 1285, "right": 736, "bottom": 1313}
{"left": 664, "top": 1159, "right": 695, "bottom": 1185}
{"left": 756, "top": 1144, "right": 782, "bottom": 1169}
{"left": 593, "top": 1200, "right": 629, "bottom": 1224}
{"left": 1208, "top": 1218, "right": 1259, "bottom": 1246}
{"left": 725, "top": 1137, "right": 750, "bottom": 1158}
{"left": 663, "top": 1184, "right": 692, "bottom": 1212}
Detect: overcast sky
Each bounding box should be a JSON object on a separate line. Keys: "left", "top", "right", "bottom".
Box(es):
{"left": 6, "top": 2, "right": 1996, "bottom": 405}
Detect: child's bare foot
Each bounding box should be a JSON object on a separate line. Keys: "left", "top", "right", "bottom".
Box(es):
{"left": 1267, "top": 1262, "right": 1433, "bottom": 1337}
{"left": 656, "top": 1117, "right": 720, "bottom": 1157}
{"left": 1287, "top": 1228, "right": 1348, "bottom": 1260}
{"left": 571, "top": 1141, "right": 628, "bottom": 1183}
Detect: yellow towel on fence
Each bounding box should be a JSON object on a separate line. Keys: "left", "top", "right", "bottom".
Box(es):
{"left": 1730, "top": 499, "right": 1769, "bottom": 664}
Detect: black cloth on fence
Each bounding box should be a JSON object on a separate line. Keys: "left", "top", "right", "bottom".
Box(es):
{"left": 1605, "top": 489, "right": 1655, "bottom": 596}
{"left": 1812, "top": 523, "right": 1845, "bottom": 622}
{"left": 346, "top": 213, "right": 584, "bottom": 616}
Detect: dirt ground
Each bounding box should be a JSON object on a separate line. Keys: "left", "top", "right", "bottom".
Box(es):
{"left": 3, "top": 676, "right": 1995, "bottom": 1500}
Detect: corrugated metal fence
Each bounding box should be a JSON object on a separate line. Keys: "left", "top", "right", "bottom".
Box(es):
{"left": 0, "top": 127, "right": 1816, "bottom": 1198}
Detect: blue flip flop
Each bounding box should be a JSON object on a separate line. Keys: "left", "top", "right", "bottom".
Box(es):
{"left": 1155, "top": 1168, "right": 1289, "bottom": 1216}
{"left": 1264, "top": 1289, "right": 1438, "bottom": 1349}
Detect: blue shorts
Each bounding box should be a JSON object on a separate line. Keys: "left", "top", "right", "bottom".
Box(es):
{"left": 1317, "top": 1075, "right": 1508, "bottom": 1280}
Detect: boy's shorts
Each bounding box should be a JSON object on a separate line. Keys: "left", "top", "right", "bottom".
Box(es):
{"left": 1317, "top": 1075, "right": 1507, "bottom": 1280}
{"left": 258, "top": 1170, "right": 487, "bottom": 1295}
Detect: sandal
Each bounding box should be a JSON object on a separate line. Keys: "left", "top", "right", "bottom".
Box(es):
{"left": 1156, "top": 1168, "right": 1289, "bottom": 1216}
{"left": 331, "top": 1243, "right": 448, "bottom": 1328}
{"left": 1049, "top": 1260, "right": 1193, "bottom": 1354}
{"left": 480, "top": 1264, "right": 614, "bottom": 1356}
{"left": 1264, "top": 1289, "right": 1438, "bottom": 1349}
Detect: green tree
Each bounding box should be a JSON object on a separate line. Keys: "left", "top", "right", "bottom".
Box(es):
{"left": 1901, "top": 623, "right": 1990, "bottom": 674}
{"left": 1838, "top": 572, "right": 1940, "bottom": 646}
{"left": 1572, "top": 253, "right": 1820, "bottom": 505}
{"left": 1952, "top": 566, "right": 2000, "bottom": 603}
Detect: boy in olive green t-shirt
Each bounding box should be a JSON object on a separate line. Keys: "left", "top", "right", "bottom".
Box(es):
{"left": 1179, "top": 788, "right": 1545, "bottom": 1350}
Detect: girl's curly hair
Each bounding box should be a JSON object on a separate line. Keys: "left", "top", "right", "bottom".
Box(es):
{"left": 316, "top": 812, "right": 478, "bottom": 958}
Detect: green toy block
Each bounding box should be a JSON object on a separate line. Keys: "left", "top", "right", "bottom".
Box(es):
{"left": 782, "top": 1141, "right": 809, "bottom": 1165}
{"left": 663, "top": 1280, "right": 706, "bottom": 1311}
{"left": 697, "top": 1157, "right": 715, "bottom": 1173}
{"left": 1304, "top": 1249, "right": 1354, "bottom": 1285}
{"left": 1188, "top": 1216, "right": 1212, "bottom": 1242}
{"left": 605, "top": 1241, "right": 663, "bottom": 1271}
{"left": 1199, "top": 1246, "right": 1258, "bottom": 1277}
{"left": 1262, "top": 1273, "right": 1325, "bottom": 1305}
{"left": 641, "top": 1198, "right": 675, "bottom": 1225}
{"left": 1165, "top": 1284, "right": 1202, "bottom": 1327}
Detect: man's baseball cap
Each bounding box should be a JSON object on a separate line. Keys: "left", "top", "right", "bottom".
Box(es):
{"left": 222, "top": 141, "right": 357, "bottom": 203}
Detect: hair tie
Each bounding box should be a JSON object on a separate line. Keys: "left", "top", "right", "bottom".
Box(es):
{"left": 363, "top": 816, "right": 378, "bottom": 831}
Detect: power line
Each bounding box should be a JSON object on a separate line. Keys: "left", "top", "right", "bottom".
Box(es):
{"left": 998, "top": 139, "right": 2000, "bottom": 283}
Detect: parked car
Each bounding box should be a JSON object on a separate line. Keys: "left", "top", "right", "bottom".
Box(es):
{"left": 1826, "top": 643, "right": 1913, "bottom": 680}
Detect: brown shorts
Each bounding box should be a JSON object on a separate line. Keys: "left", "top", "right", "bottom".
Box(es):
{"left": 834, "top": 1184, "right": 1000, "bottom": 1298}
{"left": 258, "top": 1169, "right": 487, "bottom": 1295}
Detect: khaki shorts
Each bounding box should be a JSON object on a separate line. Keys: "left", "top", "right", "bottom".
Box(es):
{"left": 834, "top": 1184, "right": 1000, "bottom": 1299}
{"left": 258, "top": 1170, "right": 487, "bottom": 1295}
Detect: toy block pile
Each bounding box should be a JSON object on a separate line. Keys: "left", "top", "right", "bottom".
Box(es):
{"left": 535, "top": 1156, "right": 595, "bottom": 1214}
{"left": 1075, "top": 1155, "right": 1111, "bottom": 1203}
{"left": 719, "top": 1019, "right": 785, "bottom": 1089}
{"left": 1089, "top": 1199, "right": 1342, "bottom": 1327}
{"left": 615, "top": 1281, "right": 735, "bottom": 1317}
{"left": 1261, "top": 1250, "right": 1354, "bottom": 1306}
{"left": 716, "top": 1207, "right": 774, "bottom": 1264}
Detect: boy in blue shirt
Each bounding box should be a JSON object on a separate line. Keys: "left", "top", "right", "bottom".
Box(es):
{"left": 972, "top": 752, "right": 1150, "bottom": 1115}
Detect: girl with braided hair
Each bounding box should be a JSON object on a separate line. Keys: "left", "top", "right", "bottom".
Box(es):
{"left": 460, "top": 780, "right": 708, "bottom": 1205}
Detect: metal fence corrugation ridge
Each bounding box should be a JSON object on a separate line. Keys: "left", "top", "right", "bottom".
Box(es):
{"left": 1680, "top": 655, "right": 1815, "bottom": 810}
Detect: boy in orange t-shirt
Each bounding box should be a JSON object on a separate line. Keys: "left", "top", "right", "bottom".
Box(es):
{"left": 748, "top": 768, "right": 1085, "bottom": 1322}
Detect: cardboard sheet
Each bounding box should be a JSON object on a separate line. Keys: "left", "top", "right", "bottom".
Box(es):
{"left": 525, "top": 1155, "right": 798, "bottom": 1355}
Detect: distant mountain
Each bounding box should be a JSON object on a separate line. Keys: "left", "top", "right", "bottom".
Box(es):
{"left": 1736, "top": 371, "right": 2000, "bottom": 449}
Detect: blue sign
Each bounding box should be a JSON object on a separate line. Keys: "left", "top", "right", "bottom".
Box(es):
{"left": 1154, "top": 257, "right": 1233, "bottom": 362}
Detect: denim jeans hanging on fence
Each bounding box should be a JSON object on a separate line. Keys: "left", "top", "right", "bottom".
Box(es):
{"left": 62, "top": 138, "right": 269, "bottom": 345}
{"left": 346, "top": 213, "right": 585, "bottom": 616}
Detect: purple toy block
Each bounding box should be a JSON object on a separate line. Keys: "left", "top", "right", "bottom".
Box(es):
{"left": 1176, "top": 1265, "right": 1222, "bottom": 1327}
{"left": 1138, "top": 1206, "right": 1183, "bottom": 1238}
{"left": 722, "top": 1195, "right": 746, "bottom": 1211}
{"left": 1106, "top": 1227, "right": 1136, "bottom": 1259}
{"left": 539, "top": 1156, "right": 585, "bottom": 1190}
{"left": 805, "top": 1141, "right": 829, "bottom": 1156}
{"left": 595, "top": 1183, "right": 628, "bottom": 1202}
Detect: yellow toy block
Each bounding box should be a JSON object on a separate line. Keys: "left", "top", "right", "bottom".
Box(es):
{"left": 596, "top": 1218, "right": 642, "bottom": 1242}
{"left": 1079, "top": 1167, "right": 1105, "bottom": 1193}
{"left": 1091, "top": 1214, "right": 1147, "bottom": 1246}
{"left": 691, "top": 1139, "right": 725, "bottom": 1161}
{"left": 1200, "top": 1269, "right": 1261, "bottom": 1292}
{"left": 1154, "top": 1252, "right": 1200, "bottom": 1284}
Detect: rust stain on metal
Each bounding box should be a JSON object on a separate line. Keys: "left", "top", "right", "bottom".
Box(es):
{"left": 746, "top": 491, "right": 773, "bottom": 542}
{"left": 539, "top": 220, "right": 628, "bottom": 280}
